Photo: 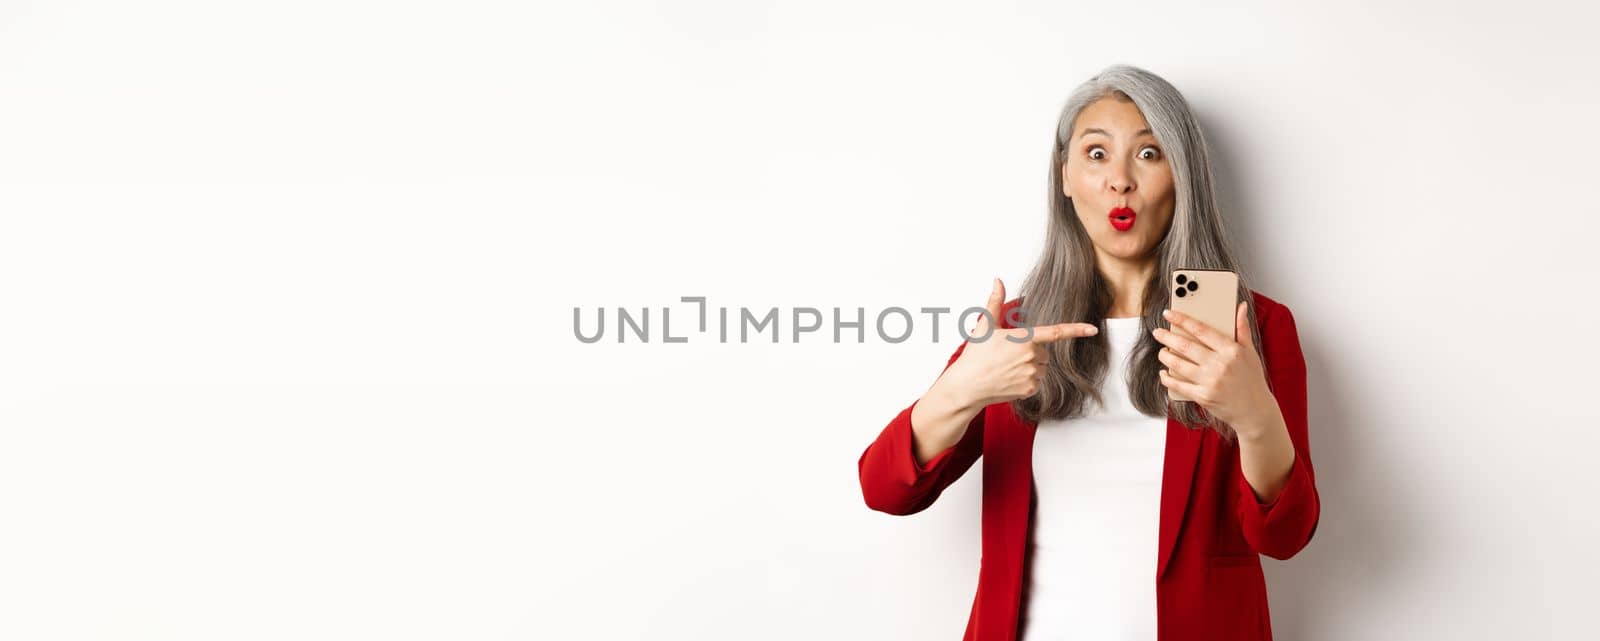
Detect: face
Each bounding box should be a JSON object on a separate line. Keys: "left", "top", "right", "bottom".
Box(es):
{"left": 1061, "top": 97, "right": 1176, "bottom": 261}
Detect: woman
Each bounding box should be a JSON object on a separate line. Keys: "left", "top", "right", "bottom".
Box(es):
{"left": 856, "top": 64, "right": 1320, "bottom": 641}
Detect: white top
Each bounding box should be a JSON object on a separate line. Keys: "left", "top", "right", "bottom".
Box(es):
{"left": 1017, "top": 315, "right": 1166, "bottom": 641}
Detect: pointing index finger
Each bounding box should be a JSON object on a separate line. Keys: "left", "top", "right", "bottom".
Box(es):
{"left": 1028, "top": 322, "right": 1098, "bottom": 343}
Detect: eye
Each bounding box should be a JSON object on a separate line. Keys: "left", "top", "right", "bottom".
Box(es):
{"left": 1087, "top": 146, "right": 1106, "bottom": 161}
{"left": 1139, "top": 146, "right": 1162, "bottom": 160}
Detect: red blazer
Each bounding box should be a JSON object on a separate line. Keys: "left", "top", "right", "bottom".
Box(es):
{"left": 858, "top": 290, "right": 1320, "bottom": 641}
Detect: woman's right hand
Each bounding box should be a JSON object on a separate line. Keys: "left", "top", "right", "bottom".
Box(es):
{"left": 937, "top": 277, "right": 1100, "bottom": 408}
{"left": 908, "top": 278, "right": 1099, "bottom": 466}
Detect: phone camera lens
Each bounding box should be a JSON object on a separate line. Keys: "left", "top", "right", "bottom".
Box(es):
{"left": 1186, "top": 281, "right": 1199, "bottom": 292}
{"left": 1176, "top": 274, "right": 1188, "bottom": 285}
{"left": 1174, "top": 287, "right": 1187, "bottom": 298}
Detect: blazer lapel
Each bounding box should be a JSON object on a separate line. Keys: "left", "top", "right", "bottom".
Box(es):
{"left": 1002, "top": 410, "right": 1037, "bottom": 641}
{"left": 1007, "top": 406, "right": 1202, "bottom": 617}
{"left": 1157, "top": 416, "right": 1202, "bottom": 578}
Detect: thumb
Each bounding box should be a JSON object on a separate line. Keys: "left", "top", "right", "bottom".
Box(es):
{"left": 977, "top": 277, "right": 1005, "bottom": 331}
{"left": 1236, "top": 301, "right": 1257, "bottom": 350}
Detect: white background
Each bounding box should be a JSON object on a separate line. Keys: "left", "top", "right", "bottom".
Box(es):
{"left": 2, "top": 1, "right": 1598, "bottom": 639}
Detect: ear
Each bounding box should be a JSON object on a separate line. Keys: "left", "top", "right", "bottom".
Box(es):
{"left": 1060, "top": 161, "right": 1071, "bottom": 198}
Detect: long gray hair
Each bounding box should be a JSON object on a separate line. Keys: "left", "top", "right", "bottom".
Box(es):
{"left": 1012, "top": 64, "right": 1264, "bottom": 440}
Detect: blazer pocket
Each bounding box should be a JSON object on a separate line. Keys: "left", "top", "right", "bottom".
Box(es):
{"left": 1208, "top": 552, "right": 1259, "bottom": 567}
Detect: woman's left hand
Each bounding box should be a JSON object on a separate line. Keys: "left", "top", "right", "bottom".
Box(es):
{"left": 1153, "top": 301, "right": 1278, "bottom": 435}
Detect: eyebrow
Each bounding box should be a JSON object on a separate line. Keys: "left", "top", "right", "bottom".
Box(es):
{"left": 1079, "top": 127, "right": 1153, "bottom": 139}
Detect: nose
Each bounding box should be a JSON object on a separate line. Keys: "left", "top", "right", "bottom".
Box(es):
{"left": 1107, "top": 161, "right": 1136, "bottom": 194}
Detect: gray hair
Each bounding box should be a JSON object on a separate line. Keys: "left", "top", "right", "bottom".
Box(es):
{"left": 1012, "top": 63, "right": 1265, "bottom": 440}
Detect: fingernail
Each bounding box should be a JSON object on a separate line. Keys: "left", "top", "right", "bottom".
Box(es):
{"left": 1087, "top": 326, "right": 1098, "bottom": 334}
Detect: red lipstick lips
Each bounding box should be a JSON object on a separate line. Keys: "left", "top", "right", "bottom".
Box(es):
{"left": 1109, "top": 206, "right": 1136, "bottom": 232}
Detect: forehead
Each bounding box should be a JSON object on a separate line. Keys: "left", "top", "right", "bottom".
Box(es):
{"left": 1071, "top": 98, "right": 1153, "bottom": 140}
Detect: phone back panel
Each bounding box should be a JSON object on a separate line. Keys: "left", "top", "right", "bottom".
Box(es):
{"left": 1166, "top": 269, "right": 1239, "bottom": 403}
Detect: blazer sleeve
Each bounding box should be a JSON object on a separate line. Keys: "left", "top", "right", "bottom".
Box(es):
{"left": 857, "top": 339, "right": 986, "bottom": 516}
{"left": 1234, "top": 301, "right": 1321, "bottom": 559}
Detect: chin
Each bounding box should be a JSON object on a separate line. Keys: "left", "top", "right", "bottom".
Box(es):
{"left": 1100, "top": 238, "right": 1151, "bottom": 257}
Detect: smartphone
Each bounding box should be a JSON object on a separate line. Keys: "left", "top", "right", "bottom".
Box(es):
{"left": 1166, "top": 268, "right": 1239, "bottom": 403}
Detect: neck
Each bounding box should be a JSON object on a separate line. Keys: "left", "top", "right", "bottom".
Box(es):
{"left": 1096, "top": 251, "right": 1159, "bottom": 318}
